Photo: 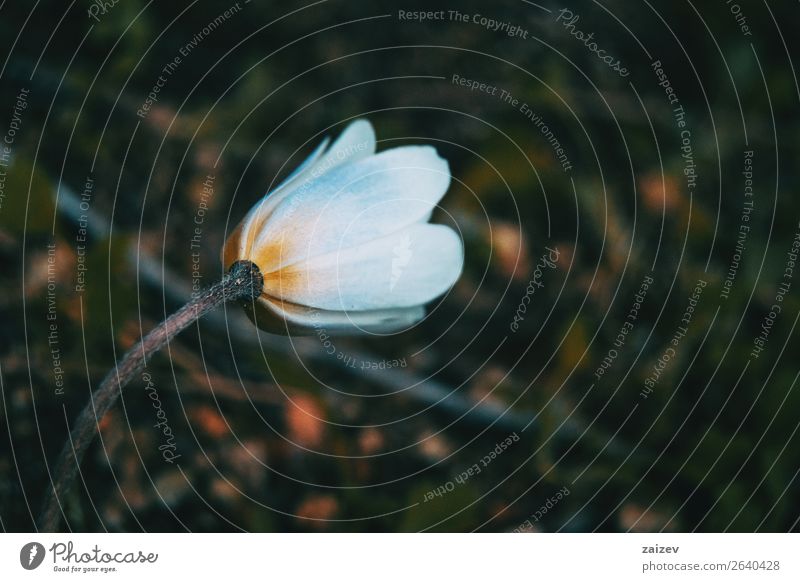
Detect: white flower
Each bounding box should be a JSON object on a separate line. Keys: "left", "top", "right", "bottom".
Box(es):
{"left": 222, "top": 119, "right": 464, "bottom": 334}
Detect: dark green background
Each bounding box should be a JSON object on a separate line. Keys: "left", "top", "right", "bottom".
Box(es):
{"left": 1, "top": 0, "right": 799, "bottom": 531}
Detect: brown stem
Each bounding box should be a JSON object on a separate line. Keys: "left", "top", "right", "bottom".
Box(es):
{"left": 38, "top": 260, "right": 264, "bottom": 532}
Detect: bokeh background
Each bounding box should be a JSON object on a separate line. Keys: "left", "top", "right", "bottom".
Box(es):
{"left": 1, "top": 0, "right": 799, "bottom": 532}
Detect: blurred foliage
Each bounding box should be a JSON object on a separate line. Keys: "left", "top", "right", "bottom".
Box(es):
{"left": 1, "top": 0, "right": 799, "bottom": 531}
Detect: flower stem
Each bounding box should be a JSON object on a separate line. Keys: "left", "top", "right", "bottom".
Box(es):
{"left": 38, "top": 260, "right": 264, "bottom": 532}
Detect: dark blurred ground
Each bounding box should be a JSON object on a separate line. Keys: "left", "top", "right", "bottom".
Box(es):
{"left": 1, "top": 0, "right": 799, "bottom": 532}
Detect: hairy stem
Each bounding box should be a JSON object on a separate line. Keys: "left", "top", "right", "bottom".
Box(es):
{"left": 38, "top": 260, "right": 263, "bottom": 532}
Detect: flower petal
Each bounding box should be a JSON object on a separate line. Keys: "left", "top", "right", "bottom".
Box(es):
{"left": 309, "top": 118, "right": 376, "bottom": 175}
{"left": 275, "top": 118, "right": 376, "bottom": 193}
{"left": 226, "top": 141, "right": 327, "bottom": 267}
{"left": 263, "top": 223, "right": 463, "bottom": 311}
{"left": 248, "top": 296, "right": 425, "bottom": 334}
{"left": 255, "top": 145, "right": 451, "bottom": 272}
{"left": 272, "top": 136, "right": 330, "bottom": 192}
{"left": 229, "top": 120, "right": 377, "bottom": 266}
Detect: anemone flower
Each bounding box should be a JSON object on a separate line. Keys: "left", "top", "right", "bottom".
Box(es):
{"left": 39, "top": 119, "right": 463, "bottom": 531}
{"left": 223, "top": 119, "right": 463, "bottom": 334}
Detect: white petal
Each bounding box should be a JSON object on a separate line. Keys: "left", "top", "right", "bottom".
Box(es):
{"left": 255, "top": 297, "right": 425, "bottom": 334}
{"left": 256, "top": 145, "right": 451, "bottom": 271}
{"left": 234, "top": 139, "right": 328, "bottom": 261}
{"left": 263, "top": 223, "right": 463, "bottom": 311}
{"left": 274, "top": 118, "right": 376, "bottom": 192}
{"left": 272, "top": 136, "right": 331, "bottom": 192}
{"left": 309, "top": 118, "right": 376, "bottom": 175}
{"left": 237, "top": 120, "right": 377, "bottom": 261}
